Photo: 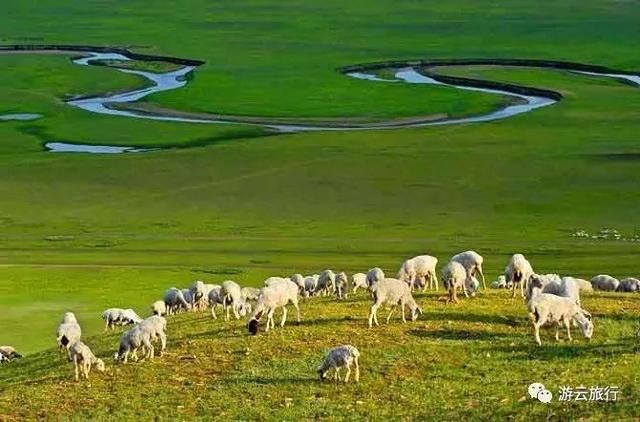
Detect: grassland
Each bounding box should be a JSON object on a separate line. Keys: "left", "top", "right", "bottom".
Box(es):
{"left": 1, "top": 0, "right": 640, "bottom": 419}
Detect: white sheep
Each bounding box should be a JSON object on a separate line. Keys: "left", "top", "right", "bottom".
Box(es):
{"left": 164, "top": 287, "right": 190, "bottom": 315}
{"left": 351, "top": 273, "right": 368, "bottom": 294}
{"left": 527, "top": 293, "right": 593, "bottom": 345}
{"left": 151, "top": 300, "right": 167, "bottom": 316}
{"left": 590, "top": 274, "right": 620, "bottom": 291}
{"left": 316, "top": 270, "right": 336, "bottom": 296}
{"left": 317, "top": 345, "right": 360, "bottom": 383}
{"left": 208, "top": 285, "right": 225, "bottom": 319}
{"left": 248, "top": 279, "right": 301, "bottom": 335}
{"left": 366, "top": 267, "right": 385, "bottom": 289}
{"left": 101, "top": 308, "right": 143, "bottom": 330}
{"left": 57, "top": 313, "right": 82, "bottom": 359}
{"left": 264, "top": 276, "right": 290, "bottom": 287}
{"left": 504, "top": 254, "right": 534, "bottom": 298}
{"left": 302, "top": 276, "right": 318, "bottom": 297}
{"left": 335, "top": 272, "right": 348, "bottom": 299}
{"left": 368, "top": 278, "right": 422, "bottom": 327}
{"left": 397, "top": 255, "right": 438, "bottom": 291}
{"left": 114, "top": 316, "right": 166, "bottom": 363}
{"left": 618, "top": 277, "right": 640, "bottom": 292}
{"left": 0, "top": 346, "right": 22, "bottom": 361}
{"left": 241, "top": 287, "right": 261, "bottom": 302}
{"left": 451, "top": 250, "right": 486, "bottom": 290}
{"left": 441, "top": 261, "right": 468, "bottom": 303}
{"left": 291, "top": 274, "right": 306, "bottom": 293}
{"left": 491, "top": 275, "right": 511, "bottom": 289}
{"left": 526, "top": 275, "right": 582, "bottom": 307}
{"left": 69, "top": 341, "right": 105, "bottom": 381}
{"left": 222, "top": 280, "right": 251, "bottom": 320}
{"left": 189, "top": 280, "right": 207, "bottom": 311}
{"left": 572, "top": 278, "right": 593, "bottom": 292}
{"left": 140, "top": 315, "right": 167, "bottom": 357}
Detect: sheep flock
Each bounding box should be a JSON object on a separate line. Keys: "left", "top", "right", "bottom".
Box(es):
{"left": 1, "top": 250, "right": 639, "bottom": 385}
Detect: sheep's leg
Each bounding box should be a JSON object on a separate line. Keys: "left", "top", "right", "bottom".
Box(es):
{"left": 478, "top": 267, "right": 487, "bottom": 290}
{"left": 520, "top": 279, "right": 526, "bottom": 298}
{"left": 564, "top": 316, "right": 573, "bottom": 342}
{"left": 433, "top": 272, "right": 439, "bottom": 291}
{"left": 335, "top": 367, "right": 341, "bottom": 382}
{"left": 511, "top": 280, "right": 517, "bottom": 298}
{"left": 533, "top": 314, "right": 547, "bottom": 346}
{"left": 83, "top": 362, "right": 90, "bottom": 380}
{"left": 344, "top": 365, "right": 351, "bottom": 383}
{"left": 280, "top": 306, "right": 288, "bottom": 327}
{"left": 462, "top": 283, "right": 469, "bottom": 298}
{"left": 233, "top": 304, "right": 240, "bottom": 320}
{"left": 265, "top": 309, "right": 274, "bottom": 332}
{"left": 293, "top": 299, "right": 301, "bottom": 324}
{"left": 386, "top": 305, "right": 396, "bottom": 324}
{"left": 401, "top": 303, "right": 407, "bottom": 323}
{"left": 123, "top": 349, "right": 130, "bottom": 364}
{"left": 73, "top": 355, "right": 80, "bottom": 382}
{"left": 555, "top": 323, "right": 560, "bottom": 342}
{"left": 159, "top": 332, "right": 167, "bottom": 355}
{"left": 224, "top": 302, "right": 230, "bottom": 321}
{"left": 211, "top": 305, "right": 217, "bottom": 319}
{"left": 354, "top": 357, "right": 360, "bottom": 382}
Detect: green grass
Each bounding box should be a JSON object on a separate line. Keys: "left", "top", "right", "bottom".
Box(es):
{"left": 1, "top": 0, "right": 640, "bottom": 419}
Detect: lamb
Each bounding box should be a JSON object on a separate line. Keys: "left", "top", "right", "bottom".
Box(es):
{"left": 451, "top": 250, "right": 486, "bottom": 290}
{"left": 368, "top": 278, "right": 422, "bottom": 328}
{"left": 317, "top": 345, "right": 360, "bottom": 383}
{"left": 491, "top": 275, "right": 510, "bottom": 289}
{"left": 590, "top": 274, "right": 620, "bottom": 291}
{"left": 101, "top": 308, "right": 143, "bottom": 330}
{"left": 0, "top": 346, "right": 22, "bottom": 361}
{"left": 222, "top": 280, "right": 251, "bottom": 320}
{"left": 151, "top": 300, "right": 167, "bottom": 316}
{"left": 396, "top": 255, "right": 438, "bottom": 291}
{"left": 248, "top": 279, "right": 301, "bottom": 335}
{"left": 69, "top": 341, "right": 105, "bottom": 381}
{"left": 527, "top": 293, "right": 593, "bottom": 345}
{"left": 504, "top": 254, "right": 534, "bottom": 298}
{"left": 207, "top": 284, "right": 225, "bottom": 319}
{"left": 189, "top": 280, "right": 207, "bottom": 311}
{"left": 351, "top": 273, "right": 367, "bottom": 294}
{"left": 618, "top": 277, "right": 640, "bottom": 292}
{"left": 441, "top": 261, "right": 468, "bottom": 303}
{"left": 316, "top": 270, "right": 336, "bottom": 296}
{"left": 57, "top": 312, "right": 82, "bottom": 359}
{"left": 164, "top": 287, "right": 190, "bottom": 315}
{"left": 335, "top": 272, "right": 348, "bottom": 299}
{"left": 366, "top": 267, "right": 385, "bottom": 289}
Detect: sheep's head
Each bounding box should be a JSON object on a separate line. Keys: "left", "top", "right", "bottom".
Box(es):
{"left": 248, "top": 319, "right": 259, "bottom": 335}
{"left": 95, "top": 358, "right": 106, "bottom": 372}
{"left": 317, "top": 369, "right": 327, "bottom": 380}
{"left": 575, "top": 312, "right": 594, "bottom": 340}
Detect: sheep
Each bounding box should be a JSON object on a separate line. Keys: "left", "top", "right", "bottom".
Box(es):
{"left": 222, "top": 280, "right": 251, "bottom": 320}
{"left": 201, "top": 283, "right": 219, "bottom": 308}
{"left": 164, "top": 287, "right": 190, "bottom": 315}
{"left": 114, "top": 316, "right": 167, "bottom": 363}
{"left": 368, "top": 278, "right": 422, "bottom": 328}
{"left": 451, "top": 250, "right": 486, "bottom": 289}
{"left": 291, "top": 274, "right": 306, "bottom": 293}
{"left": 101, "top": 308, "right": 143, "bottom": 330}
{"left": 351, "top": 273, "right": 368, "bottom": 294}
{"left": 441, "top": 261, "right": 468, "bottom": 304}
{"left": 504, "top": 254, "right": 534, "bottom": 298}
{"left": 151, "top": 300, "right": 167, "bottom": 316}
{"left": 303, "top": 276, "right": 318, "bottom": 297}
{"left": 335, "top": 272, "right": 348, "bottom": 299}
{"left": 140, "top": 315, "right": 167, "bottom": 357}
{"left": 618, "top": 277, "right": 640, "bottom": 292}
{"left": 241, "top": 287, "right": 261, "bottom": 302}
{"left": 316, "top": 270, "right": 336, "bottom": 296}
{"left": 526, "top": 275, "right": 582, "bottom": 307}
{"left": 527, "top": 293, "right": 593, "bottom": 345}
{"left": 572, "top": 278, "right": 593, "bottom": 292}
{"left": 181, "top": 288, "right": 196, "bottom": 310}
{"left": 317, "top": 345, "right": 360, "bottom": 383}
{"left": 366, "top": 267, "right": 385, "bottom": 289}
{"left": 69, "top": 341, "right": 105, "bottom": 381}
{"left": 397, "top": 255, "right": 438, "bottom": 291}
{"left": 491, "top": 275, "right": 511, "bottom": 289}
{"left": 590, "top": 274, "right": 620, "bottom": 291}
{"left": 264, "top": 276, "right": 291, "bottom": 287}
{"left": 207, "top": 285, "right": 225, "bottom": 319}
{"left": 0, "top": 346, "right": 22, "bottom": 361}
{"left": 248, "top": 279, "right": 301, "bottom": 335}
{"left": 57, "top": 313, "right": 82, "bottom": 359}
{"left": 189, "top": 280, "right": 207, "bottom": 311}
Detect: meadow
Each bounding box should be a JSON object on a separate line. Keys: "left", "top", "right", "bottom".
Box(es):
{"left": 1, "top": 0, "right": 639, "bottom": 419}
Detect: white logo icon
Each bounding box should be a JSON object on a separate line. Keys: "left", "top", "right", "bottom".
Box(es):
{"left": 528, "top": 383, "right": 553, "bottom": 403}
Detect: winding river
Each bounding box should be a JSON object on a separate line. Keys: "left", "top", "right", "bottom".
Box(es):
{"left": 1, "top": 47, "right": 639, "bottom": 153}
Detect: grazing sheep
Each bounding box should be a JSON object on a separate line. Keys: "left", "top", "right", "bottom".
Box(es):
{"left": 241, "top": 287, "right": 261, "bottom": 302}
{"left": 303, "top": 276, "right": 318, "bottom": 297}
{"left": 57, "top": 313, "right": 82, "bottom": 359}
{"left": 572, "top": 278, "right": 593, "bottom": 292}
{"left": 69, "top": 341, "right": 105, "bottom": 381}
{"left": 368, "top": 278, "right": 422, "bottom": 328}
{"left": 114, "top": 316, "right": 167, "bottom": 363}
{"left": 618, "top": 277, "right": 640, "bottom": 292}
{"left": 491, "top": 275, "right": 511, "bottom": 289}
{"left": 527, "top": 275, "right": 582, "bottom": 307}
{"left": 366, "top": 267, "right": 385, "bottom": 289}
{"left": 222, "top": 280, "right": 251, "bottom": 320}
{"left": 316, "top": 270, "right": 336, "bottom": 296}
{"left": 441, "top": 261, "right": 468, "bottom": 303}
{"left": 451, "top": 250, "right": 486, "bottom": 289}
{"left": 291, "top": 274, "right": 306, "bottom": 293}
{"left": 101, "top": 308, "right": 143, "bottom": 330}
{"left": 335, "top": 272, "right": 348, "bottom": 299}
{"left": 317, "top": 345, "right": 360, "bottom": 383}
{"left": 590, "top": 274, "right": 620, "bottom": 291}
{"left": 504, "top": 254, "right": 534, "bottom": 298}
{"left": 151, "top": 300, "right": 167, "bottom": 316}
{"left": 164, "top": 287, "right": 190, "bottom": 315}
{"left": 189, "top": 280, "right": 207, "bottom": 311}
{"left": 527, "top": 293, "right": 593, "bottom": 345}
{"left": 397, "top": 255, "right": 438, "bottom": 291}
{"left": 207, "top": 285, "right": 224, "bottom": 319}
{"left": 351, "top": 273, "right": 368, "bottom": 294}
{"left": 0, "top": 346, "right": 22, "bottom": 361}
{"left": 248, "top": 279, "right": 301, "bottom": 335}
{"left": 140, "top": 315, "right": 167, "bottom": 357}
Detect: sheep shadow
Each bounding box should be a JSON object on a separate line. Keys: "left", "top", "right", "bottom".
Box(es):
{"left": 218, "top": 375, "right": 316, "bottom": 386}
{"left": 483, "top": 337, "right": 638, "bottom": 361}
{"left": 421, "top": 312, "right": 521, "bottom": 326}
{"left": 408, "top": 328, "right": 522, "bottom": 341}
